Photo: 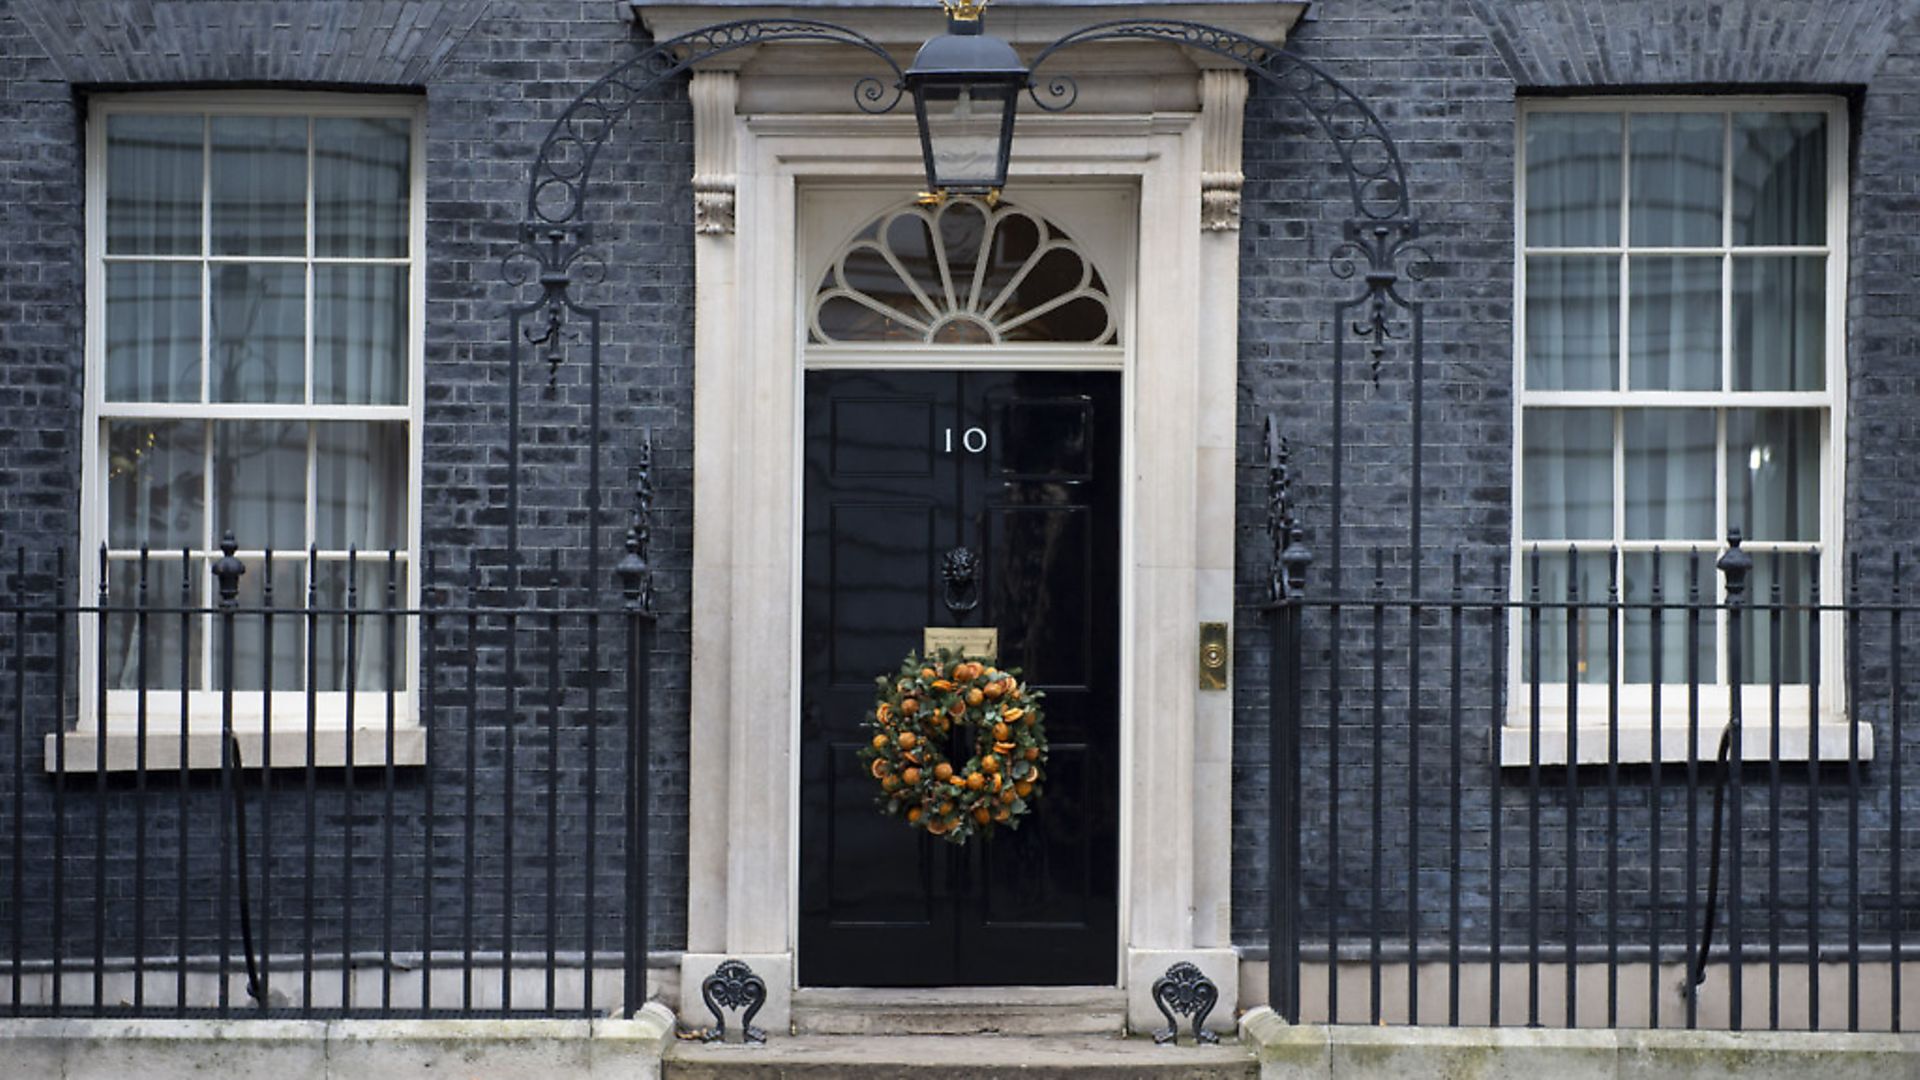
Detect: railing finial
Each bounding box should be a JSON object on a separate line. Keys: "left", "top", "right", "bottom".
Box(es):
{"left": 1717, "top": 528, "right": 1752, "bottom": 604}
{"left": 213, "top": 531, "right": 246, "bottom": 608}
{"left": 1265, "top": 416, "right": 1309, "bottom": 602}
{"left": 617, "top": 430, "right": 657, "bottom": 615}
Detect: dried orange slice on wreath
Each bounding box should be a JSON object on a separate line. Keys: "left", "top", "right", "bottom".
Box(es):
{"left": 855, "top": 648, "right": 1048, "bottom": 844}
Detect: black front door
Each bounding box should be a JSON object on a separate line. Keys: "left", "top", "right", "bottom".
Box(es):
{"left": 798, "top": 369, "right": 1120, "bottom": 987}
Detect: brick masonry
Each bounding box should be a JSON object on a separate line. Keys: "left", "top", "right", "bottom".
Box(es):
{"left": 2, "top": 0, "right": 1920, "bottom": 984}
{"left": 1232, "top": 0, "right": 1920, "bottom": 955}
{"left": 0, "top": 0, "right": 695, "bottom": 968}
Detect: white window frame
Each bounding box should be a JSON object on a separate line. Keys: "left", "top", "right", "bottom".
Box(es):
{"left": 63, "top": 91, "right": 426, "bottom": 771}
{"left": 1505, "top": 95, "right": 1867, "bottom": 766}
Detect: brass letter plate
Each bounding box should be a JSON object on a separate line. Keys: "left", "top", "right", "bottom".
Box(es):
{"left": 1199, "top": 622, "right": 1229, "bottom": 691}
{"left": 924, "top": 626, "right": 999, "bottom": 662}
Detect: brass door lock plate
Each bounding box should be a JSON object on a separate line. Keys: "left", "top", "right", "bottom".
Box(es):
{"left": 925, "top": 626, "right": 999, "bottom": 662}
{"left": 1199, "top": 622, "right": 1228, "bottom": 691}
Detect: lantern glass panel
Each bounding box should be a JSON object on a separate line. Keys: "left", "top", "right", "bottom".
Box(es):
{"left": 919, "top": 81, "right": 1015, "bottom": 191}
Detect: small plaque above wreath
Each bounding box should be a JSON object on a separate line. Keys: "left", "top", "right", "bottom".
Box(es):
{"left": 857, "top": 650, "right": 1047, "bottom": 844}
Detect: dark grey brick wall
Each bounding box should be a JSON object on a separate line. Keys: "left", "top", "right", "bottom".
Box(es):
{"left": 0, "top": 0, "right": 695, "bottom": 972}
{"left": 6, "top": 0, "right": 1920, "bottom": 989}
{"left": 1231, "top": 0, "right": 1519, "bottom": 951}
{"left": 1233, "top": 0, "right": 1920, "bottom": 960}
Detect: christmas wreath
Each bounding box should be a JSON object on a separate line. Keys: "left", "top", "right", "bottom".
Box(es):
{"left": 856, "top": 650, "right": 1047, "bottom": 844}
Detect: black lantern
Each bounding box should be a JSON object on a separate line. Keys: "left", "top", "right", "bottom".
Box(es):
{"left": 904, "top": 1, "right": 1027, "bottom": 200}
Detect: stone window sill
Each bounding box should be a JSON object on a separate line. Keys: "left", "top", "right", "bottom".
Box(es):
{"left": 43, "top": 728, "right": 427, "bottom": 773}
{"left": 1497, "top": 718, "right": 1873, "bottom": 767}
{"left": 1500, "top": 684, "right": 1873, "bottom": 766}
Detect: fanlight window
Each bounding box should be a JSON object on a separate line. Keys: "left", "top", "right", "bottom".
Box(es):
{"left": 810, "top": 197, "right": 1117, "bottom": 346}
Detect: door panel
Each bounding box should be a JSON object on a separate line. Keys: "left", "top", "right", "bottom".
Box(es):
{"left": 826, "top": 503, "right": 939, "bottom": 684}
{"left": 799, "top": 369, "right": 1120, "bottom": 987}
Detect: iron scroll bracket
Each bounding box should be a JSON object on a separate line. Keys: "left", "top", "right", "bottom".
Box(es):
{"left": 696, "top": 958, "right": 768, "bottom": 1043}
{"left": 1150, "top": 961, "right": 1221, "bottom": 1045}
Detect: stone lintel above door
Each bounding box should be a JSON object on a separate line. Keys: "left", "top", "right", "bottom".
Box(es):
{"left": 659, "top": 2, "right": 1272, "bottom": 235}
{"left": 629, "top": 2, "right": 1311, "bottom": 58}
{"left": 629, "top": 1, "right": 1304, "bottom": 115}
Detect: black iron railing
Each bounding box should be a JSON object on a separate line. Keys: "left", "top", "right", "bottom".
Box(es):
{"left": 0, "top": 536, "right": 660, "bottom": 1019}
{"left": 1264, "top": 533, "right": 1920, "bottom": 1032}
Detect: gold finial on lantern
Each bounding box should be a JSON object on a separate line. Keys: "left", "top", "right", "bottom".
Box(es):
{"left": 942, "top": 0, "right": 990, "bottom": 22}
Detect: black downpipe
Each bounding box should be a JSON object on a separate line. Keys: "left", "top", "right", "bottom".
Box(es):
{"left": 228, "top": 733, "right": 267, "bottom": 1009}
{"left": 1689, "top": 722, "right": 1736, "bottom": 990}
{"left": 215, "top": 535, "right": 268, "bottom": 1010}
{"left": 1692, "top": 532, "right": 1752, "bottom": 995}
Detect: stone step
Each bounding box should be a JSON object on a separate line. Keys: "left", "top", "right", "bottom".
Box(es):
{"left": 664, "top": 1034, "right": 1258, "bottom": 1080}
{"left": 789, "top": 986, "right": 1126, "bottom": 1036}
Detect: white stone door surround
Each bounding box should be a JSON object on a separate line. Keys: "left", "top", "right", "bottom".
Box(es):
{"left": 648, "top": 1, "right": 1301, "bottom": 1035}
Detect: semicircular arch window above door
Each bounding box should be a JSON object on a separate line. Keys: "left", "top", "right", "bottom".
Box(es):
{"left": 809, "top": 196, "right": 1118, "bottom": 347}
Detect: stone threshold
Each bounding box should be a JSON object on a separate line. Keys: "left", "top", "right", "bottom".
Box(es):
{"left": 790, "top": 985, "right": 1127, "bottom": 1036}
{"left": 666, "top": 1033, "right": 1256, "bottom": 1078}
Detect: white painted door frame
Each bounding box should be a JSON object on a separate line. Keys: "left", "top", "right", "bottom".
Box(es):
{"left": 680, "top": 104, "right": 1247, "bottom": 1035}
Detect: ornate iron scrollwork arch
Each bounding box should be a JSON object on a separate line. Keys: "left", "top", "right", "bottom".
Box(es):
{"left": 1030, "top": 20, "right": 1410, "bottom": 223}
{"left": 502, "top": 13, "right": 1433, "bottom": 591}
{"left": 1028, "top": 19, "right": 1434, "bottom": 584}
{"left": 524, "top": 20, "right": 905, "bottom": 229}
{"left": 498, "top": 20, "right": 905, "bottom": 590}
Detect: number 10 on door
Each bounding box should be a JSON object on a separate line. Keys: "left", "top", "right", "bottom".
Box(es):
{"left": 945, "top": 427, "right": 988, "bottom": 454}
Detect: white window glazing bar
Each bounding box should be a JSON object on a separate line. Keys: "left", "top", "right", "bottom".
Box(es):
{"left": 99, "top": 254, "right": 411, "bottom": 266}
{"left": 305, "top": 115, "right": 316, "bottom": 410}
{"left": 1513, "top": 100, "right": 1842, "bottom": 705}
{"left": 82, "top": 95, "right": 424, "bottom": 734}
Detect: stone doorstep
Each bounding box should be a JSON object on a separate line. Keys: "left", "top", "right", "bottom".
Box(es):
{"left": 665, "top": 1033, "right": 1258, "bottom": 1079}
{"left": 789, "top": 985, "right": 1127, "bottom": 1036}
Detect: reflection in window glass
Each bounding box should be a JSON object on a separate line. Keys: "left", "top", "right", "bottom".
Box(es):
{"left": 107, "top": 420, "right": 203, "bottom": 551}
{"left": 210, "top": 263, "right": 305, "bottom": 403}
{"left": 1622, "top": 551, "right": 1717, "bottom": 684}
{"left": 106, "top": 114, "right": 203, "bottom": 256}
{"left": 316, "top": 423, "right": 408, "bottom": 552}
{"left": 1726, "top": 410, "right": 1820, "bottom": 542}
{"left": 211, "top": 115, "right": 307, "bottom": 257}
{"left": 1738, "top": 552, "right": 1815, "bottom": 684}
{"left": 315, "top": 265, "right": 408, "bottom": 404}
{"left": 1525, "top": 112, "right": 1621, "bottom": 247}
{"left": 212, "top": 420, "right": 307, "bottom": 551}
{"left": 103, "top": 558, "right": 202, "bottom": 691}
{"left": 1630, "top": 112, "right": 1723, "bottom": 247}
{"left": 230, "top": 556, "right": 306, "bottom": 691}
{"left": 1522, "top": 550, "right": 1614, "bottom": 684}
{"left": 314, "top": 116, "right": 411, "bottom": 259}
{"left": 106, "top": 262, "right": 201, "bottom": 402}
{"left": 1624, "top": 409, "right": 1714, "bottom": 541}
{"left": 1523, "top": 409, "right": 1612, "bottom": 541}
{"left": 1525, "top": 258, "right": 1618, "bottom": 390}
{"left": 1734, "top": 112, "right": 1826, "bottom": 246}
{"left": 313, "top": 559, "right": 407, "bottom": 692}
{"left": 1733, "top": 256, "right": 1825, "bottom": 391}
{"left": 1628, "top": 257, "right": 1719, "bottom": 390}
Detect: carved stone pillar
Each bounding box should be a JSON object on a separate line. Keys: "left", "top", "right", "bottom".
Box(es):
{"left": 691, "top": 70, "right": 738, "bottom": 235}
{"left": 1199, "top": 68, "right": 1248, "bottom": 232}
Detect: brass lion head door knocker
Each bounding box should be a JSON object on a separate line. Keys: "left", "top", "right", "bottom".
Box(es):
{"left": 942, "top": 545, "right": 980, "bottom": 614}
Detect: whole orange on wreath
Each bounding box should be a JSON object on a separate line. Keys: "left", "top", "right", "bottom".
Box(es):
{"left": 856, "top": 649, "right": 1047, "bottom": 844}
